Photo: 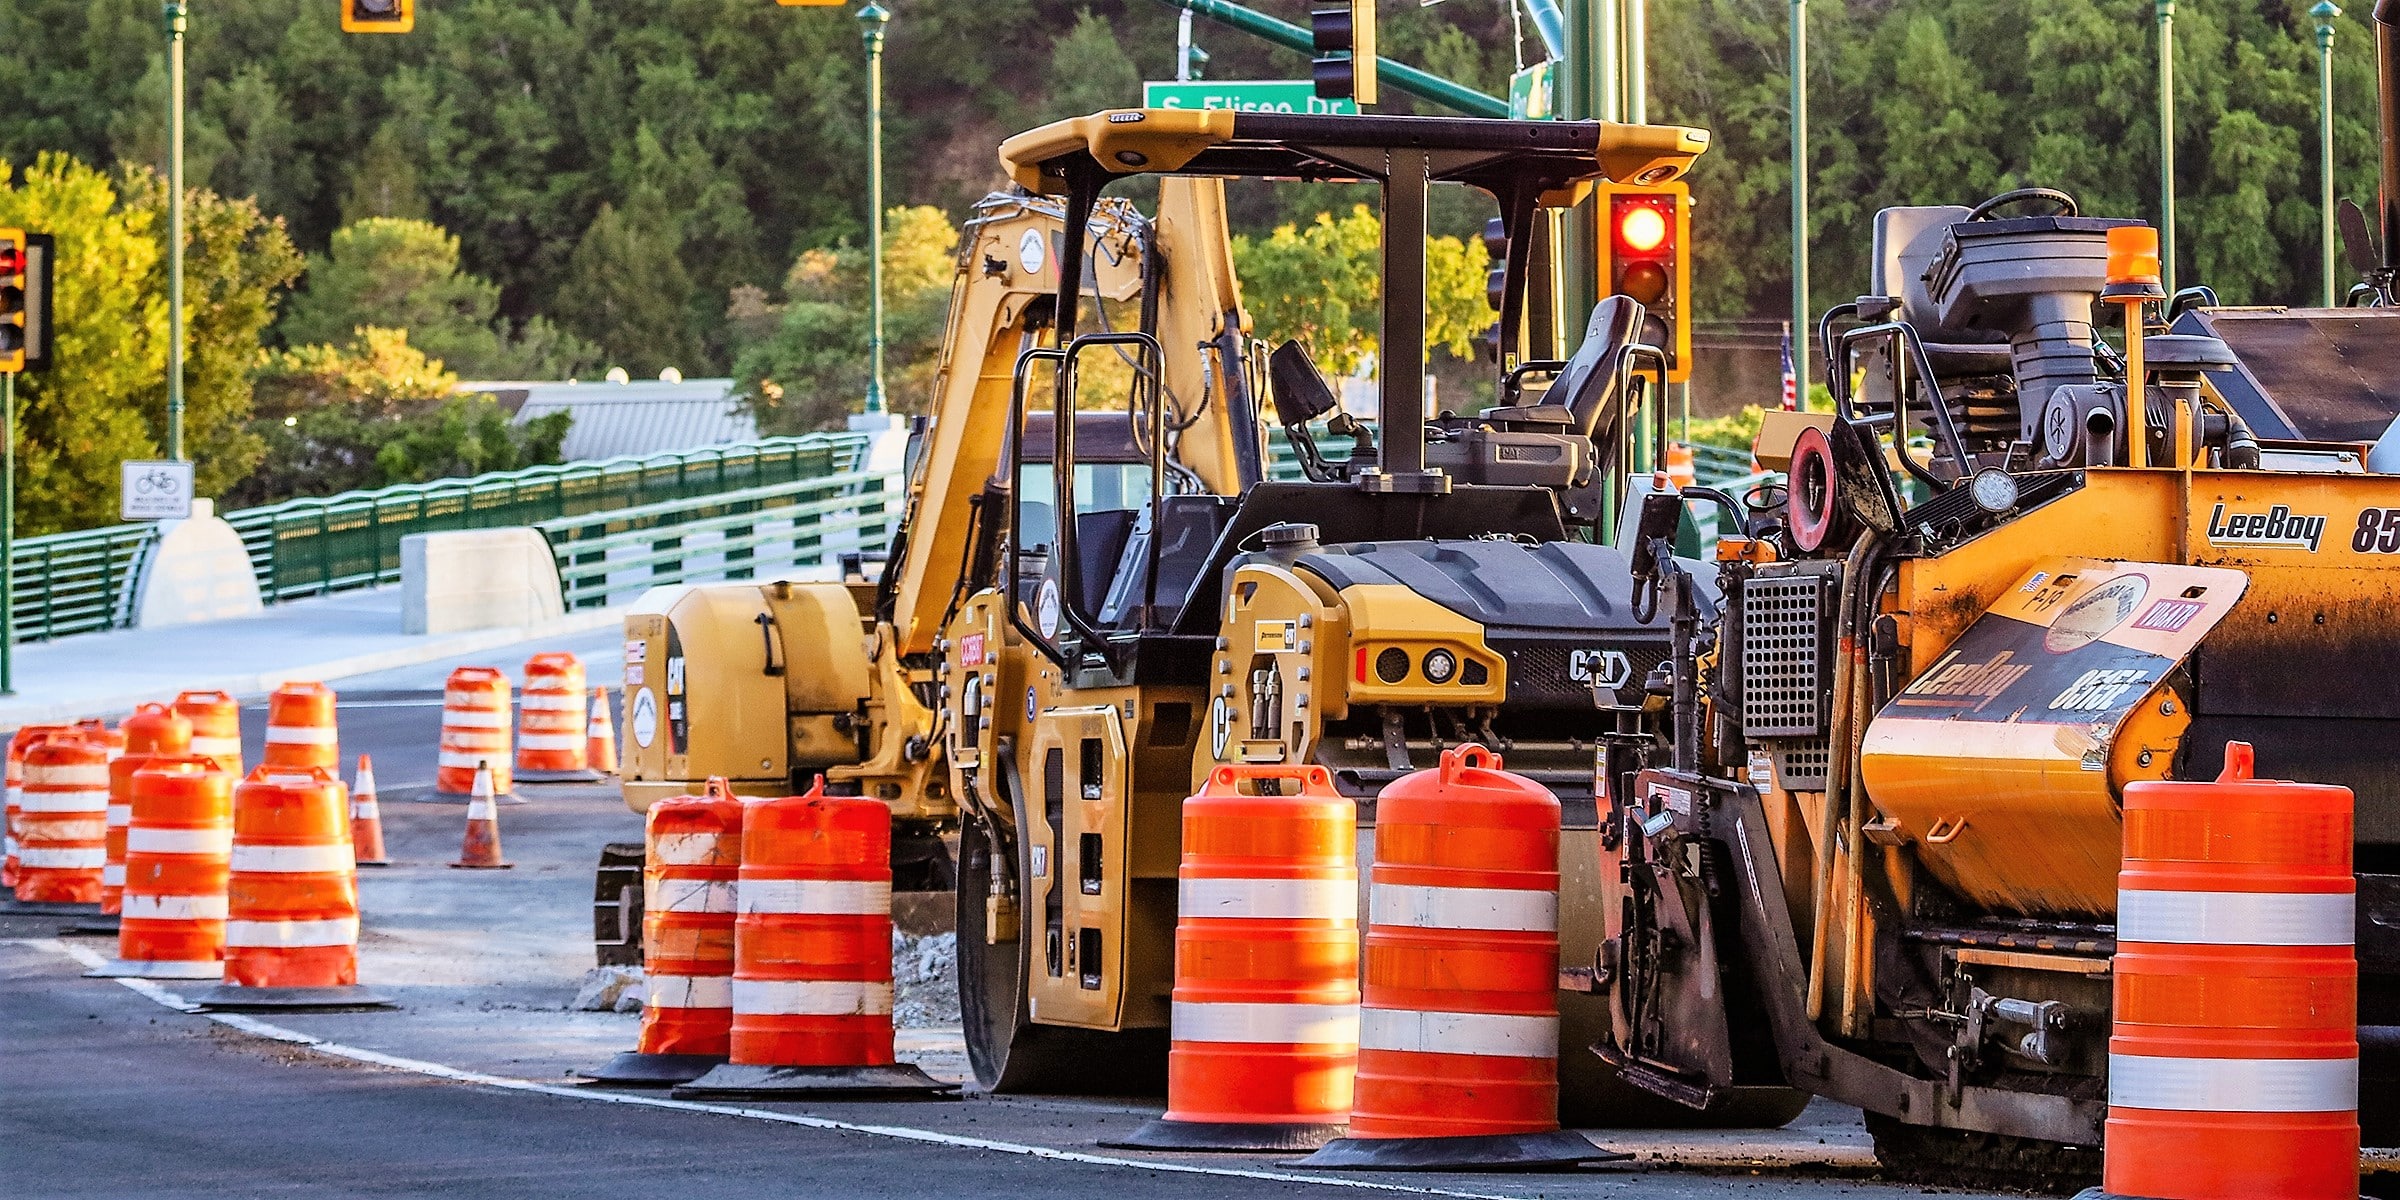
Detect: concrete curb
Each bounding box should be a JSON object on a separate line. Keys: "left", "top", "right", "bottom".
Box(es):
{"left": 0, "top": 607, "right": 628, "bottom": 728}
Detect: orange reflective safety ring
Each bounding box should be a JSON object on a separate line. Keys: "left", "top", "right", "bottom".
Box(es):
{"left": 586, "top": 687, "right": 619, "bottom": 777}
{"left": 262, "top": 681, "right": 339, "bottom": 773}
{"left": 436, "top": 667, "right": 514, "bottom": 800}
{"left": 5, "top": 723, "right": 71, "bottom": 890}
{"left": 516, "top": 652, "right": 600, "bottom": 782}
{"left": 590, "top": 778, "right": 745, "bottom": 1087}
{"left": 1115, "top": 763, "right": 1359, "bottom": 1153}
{"left": 16, "top": 737, "right": 112, "bottom": 905}
{"left": 2079, "top": 742, "right": 2358, "bottom": 1200}
{"left": 674, "top": 779, "right": 951, "bottom": 1099}
{"left": 1301, "top": 744, "right": 1620, "bottom": 1170}
{"left": 349, "top": 755, "right": 389, "bottom": 867}
{"left": 195, "top": 765, "right": 390, "bottom": 1011}
{"left": 103, "top": 704, "right": 194, "bottom": 914}
{"left": 85, "top": 756, "right": 235, "bottom": 979}
{"left": 173, "top": 690, "right": 245, "bottom": 776}
{"left": 451, "top": 763, "right": 512, "bottom": 870}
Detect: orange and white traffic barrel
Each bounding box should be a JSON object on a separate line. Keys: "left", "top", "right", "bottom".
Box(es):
{"left": 74, "top": 717, "right": 127, "bottom": 760}
{"left": 586, "top": 687, "right": 619, "bottom": 776}
{"left": 1664, "top": 441, "right": 1697, "bottom": 491}
{"left": 436, "top": 667, "right": 514, "bottom": 800}
{"left": 2085, "top": 742, "right": 2357, "bottom": 1200}
{"left": 5, "top": 723, "right": 70, "bottom": 891}
{"left": 16, "top": 736, "right": 112, "bottom": 905}
{"left": 174, "top": 690, "right": 244, "bottom": 775}
{"left": 591, "top": 778, "right": 744, "bottom": 1086}
{"left": 194, "top": 765, "right": 389, "bottom": 1011}
{"left": 349, "top": 755, "right": 388, "bottom": 867}
{"left": 674, "top": 780, "right": 948, "bottom": 1099}
{"left": 86, "top": 755, "right": 234, "bottom": 979}
{"left": 1301, "top": 744, "right": 1614, "bottom": 1170}
{"left": 515, "top": 653, "right": 597, "bottom": 782}
{"left": 104, "top": 704, "right": 193, "bottom": 914}
{"left": 1118, "top": 763, "right": 1359, "bottom": 1152}
{"left": 262, "top": 681, "right": 339, "bottom": 773}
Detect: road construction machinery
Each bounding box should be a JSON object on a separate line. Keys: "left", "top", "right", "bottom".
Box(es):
{"left": 600, "top": 177, "right": 1262, "bottom": 954}
{"left": 1579, "top": 39, "right": 2400, "bottom": 1179}
{"left": 935, "top": 106, "right": 1783, "bottom": 1117}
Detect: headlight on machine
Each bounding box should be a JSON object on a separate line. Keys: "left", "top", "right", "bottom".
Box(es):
{"left": 1421, "top": 648, "right": 1458, "bottom": 684}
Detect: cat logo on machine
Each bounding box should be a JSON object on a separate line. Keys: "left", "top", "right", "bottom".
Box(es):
{"left": 2206, "top": 503, "right": 2326, "bottom": 552}
{"left": 1568, "top": 648, "right": 1632, "bottom": 688}
{"left": 1210, "top": 696, "right": 1232, "bottom": 758}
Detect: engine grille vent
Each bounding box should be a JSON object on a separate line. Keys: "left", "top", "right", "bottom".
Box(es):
{"left": 1740, "top": 571, "right": 1836, "bottom": 739}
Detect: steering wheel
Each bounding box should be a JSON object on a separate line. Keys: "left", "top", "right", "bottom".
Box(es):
{"left": 1743, "top": 479, "right": 1789, "bottom": 514}
{"left": 1966, "top": 188, "right": 2078, "bottom": 221}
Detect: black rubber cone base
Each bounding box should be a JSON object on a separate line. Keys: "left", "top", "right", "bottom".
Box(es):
{"left": 356, "top": 859, "right": 391, "bottom": 868}
{"left": 670, "top": 1062, "right": 957, "bottom": 1100}
{"left": 582, "top": 1051, "right": 726, "bottom": 1087}
{"left": 1107, "top": 1117, "right": 1347, "bottom": 1153}
{"left": 516, "top": 768, "right": 604, "bottom": 784}
{"left": 432, "top": 790, "right": 529, "bottom": 805}
{"left": 1295, "top": 1128, "right": 1624, "bottom": 1171}
{"left": 191, "top": 984, "right": 395, "bottom": 1012}
{"left": 0, "top": 898, "right": 102, "bottom": 916}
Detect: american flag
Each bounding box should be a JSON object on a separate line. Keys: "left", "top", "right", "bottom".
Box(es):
{"left": 1779, "top": 323, "right": 1799, "bottom": 411}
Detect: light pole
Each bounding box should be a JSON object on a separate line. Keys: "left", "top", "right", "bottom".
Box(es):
{"left": 858, "top": 2, "right": 890, "bottom": 418}
{"left": 1790, "top": 0, "right": 1810, "bottom": 393}
{"left": 2157, "top": 0, "right": 2178, "bottom": 295}
{"left": 2316, "top": 0, "right": 2343, "bottom": 306}
{"left": 165, "top": 0, "right": 187, "bottom": 460}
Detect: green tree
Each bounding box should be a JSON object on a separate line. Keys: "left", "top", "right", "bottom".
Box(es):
{"left": 1233, "top": 205, "right": 1491, "bottom": 378}
{"left": 1041, "top": 11, "right": 1143, "bottom": 123}
{"left": 281, "top": 217, "right": 593, "bottom": 380}
{"left": 734, "top": 205, "right": 960, "bottom": 434}
{"left": 553, "top": 199, "right": 703, "bottom": 379}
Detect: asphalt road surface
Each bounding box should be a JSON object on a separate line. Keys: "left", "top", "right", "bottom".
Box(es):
{"left": 2, "top": 631, "right": 1996, "bottom": 1200}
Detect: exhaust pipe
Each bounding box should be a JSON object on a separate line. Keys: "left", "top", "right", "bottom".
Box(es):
{"left": 2379, "top": 0, "right": 2398, "bottom": 275}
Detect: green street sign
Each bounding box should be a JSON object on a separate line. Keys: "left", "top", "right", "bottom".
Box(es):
{"left": 1508, "top": 62, "right": 1556, "bottom": 120}
{"left": 1142, "top": 81, "right": 1359, "bottom": 116}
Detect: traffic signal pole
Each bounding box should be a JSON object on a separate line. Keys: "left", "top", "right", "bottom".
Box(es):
{"left": 3, "top": 370, "right": 13, "bottom": 694}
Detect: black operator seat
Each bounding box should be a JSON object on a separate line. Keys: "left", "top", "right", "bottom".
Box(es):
{"left": 1095, "top": 494, "right": 1238, "bottom": 629}
{"left": 1482, "top": 296, "right": 1646, "bottom": 437}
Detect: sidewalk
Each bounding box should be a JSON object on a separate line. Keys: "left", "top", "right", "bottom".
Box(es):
{"left": 0, "top": 587, "right": 627, "bottom": 728}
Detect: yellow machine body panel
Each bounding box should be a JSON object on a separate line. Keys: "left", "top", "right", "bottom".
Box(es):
{"left": 1862, "top": 558, "right": 2245, "bottom": 916}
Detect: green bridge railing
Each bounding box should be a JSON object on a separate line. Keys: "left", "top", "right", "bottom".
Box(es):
{"left": 541, "top": 470, "right": 898, "bottom": 610}
{"left": 8, "top": 434, "right": 872, "bottom": 644}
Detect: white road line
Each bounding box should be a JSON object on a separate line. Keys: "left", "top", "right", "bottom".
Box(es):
{"left": 25, "top": 939, "right": 1533, "bottom": 1199}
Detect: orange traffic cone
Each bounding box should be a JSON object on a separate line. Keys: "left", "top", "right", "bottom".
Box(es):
{"left": 450, "top": 764, "right": 512, "bottom": 870}
{"left": 586, "top": 687, "right": 619, "bottom": 777}
{"left": 350, "top": 755, "right": 389, "bottom": 867}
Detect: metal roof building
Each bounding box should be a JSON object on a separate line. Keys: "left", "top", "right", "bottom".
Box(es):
{"left": 466, "top": 378, "right": 761, "bottom": 461}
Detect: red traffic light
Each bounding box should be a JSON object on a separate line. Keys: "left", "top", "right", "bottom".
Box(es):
{"left": 1614, "top": 201, "right": 1670, "bottom": 255}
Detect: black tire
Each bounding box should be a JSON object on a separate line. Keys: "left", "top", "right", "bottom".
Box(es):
{"left": 954, "top": 809, "right": 1166, "bottom": 1095}
{"left": 1863, "top": 1110, "right": 2100, "bottom": 1195}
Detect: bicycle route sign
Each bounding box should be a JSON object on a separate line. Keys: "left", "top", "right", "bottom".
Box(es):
{"left": 120, "top": 459, "right": 194, "bottom": 521}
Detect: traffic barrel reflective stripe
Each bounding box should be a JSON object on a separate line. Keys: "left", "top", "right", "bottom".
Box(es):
{"left": 450, "top": 764, "right": 511, "bottom": 869}
{"left": 436, "top": 668, "right": 513, "bottom": 798}
{"left": 1300, "top": 744, "right": 1613, "bottom": 1171}
{"left": 516, "top": 653, "right": 593, "bottom": 779}
{"left": 116, "top": 756, "right": 234, "bottom": 975}
{"left": 174, "top": 690, "right": 244, "bottom": 776}
{"left": 587, "top": 687, "right": 619, "bottom": 776}
{"left": 17, "top": 738, "right": 111, "bottom": 903}
{"left": 221, "top": 766, "right": 360, "bottom": 988}
{"left": 262, "top": 682, "right": 339, "bottom": 772}
{"left": 103, "top": 704, "right": 192, "bottom": 914}
{"left": 634, "top": 779, "right": 744, "bottom": 1060}
{"left": 1122, "top": 763, "right": 1358, "bottom": 1152}
{"left": 726, "top": 782, "right": 894, "bottom": 1069}
{"left": 4, "top": 723, "right": 70, "bottom": 890}
{"left": 349, "top": 755, "right": 388, "bottom": 867}
{"left": 2093, "top": 741, "right": 2358, "bottom": 1200}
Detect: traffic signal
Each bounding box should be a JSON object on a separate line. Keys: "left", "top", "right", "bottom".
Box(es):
{"left": 1595, "top": 181, "right": 1691, "bottom": 383}
{"left": 340, "top": 0, "right": 412, "bottom": 34}
{"left": 0, "top": 230, "right": 25, "bottom": 374}
{"left": 1480, "top": 217, "right": 1508, "bottom": 361}
{"left": 1311, "top": 0, "right": 1376, "bottom": 106}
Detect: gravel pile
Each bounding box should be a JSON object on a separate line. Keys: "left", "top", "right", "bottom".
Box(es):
{"left": 892, "top": 929, "right": 960, "bottom": 1028}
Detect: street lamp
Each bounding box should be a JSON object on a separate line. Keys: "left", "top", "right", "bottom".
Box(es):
{"left": 2315, "top": 0, "right": 2343, "bottom": 307}
{"left": 2157, "top": 0, "right": 2178, "bottom": 295}
{"left": 165, "top": 0, "right": 188, "bottom": 461}
{"left": 858, "top": 2, "right": 890, "bottom": 418}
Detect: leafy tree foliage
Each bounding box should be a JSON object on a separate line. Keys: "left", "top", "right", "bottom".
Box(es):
{"left": 734, "top": 205, "right": 960, "bottom": 433}
{"left": 281, "top": 218, "right": 595, "bottom": 380}
{"left": 1233, "top": 205, "right": 1491, "bottom": 377}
